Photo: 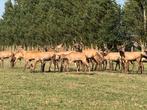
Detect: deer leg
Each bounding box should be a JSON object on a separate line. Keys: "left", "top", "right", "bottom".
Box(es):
{"left": 0, "top": 59, "right": 1, "bottom": 67}
{"left": 24, "top": 60, "right": 29, "bottom": 71}
{"left": 94, "top": 62, "right": 98, "bottom": 71}
{"left": 118, "top": 60, "right": 121, "bottom": 71}
{"left": 75, "top": 62, "right": 79, "bottom": 72}
{"left": 105, "top": 60, "right": 108, "bottom": 70}
{"left": 128, "top": 61, "right": 130, "bottom": 72}
{"left": 120, "top": 60, "right": 124, "bottom": 72}
{"left": 109, "top": 61, "right": 112, "bottom": 71}
{"left": 66, "top": 61, "right": 70, "bottom": 72}
{"left": 54, "top": 60, "right": 59, "bottom": 72}
{"left": 83, "top": 60, "right": 90, "bottom": 72}
{"left": 13, "top": 58, "right": 18, "bottom": 67}
{"left": 53, "top": 60, "right": 57, "bottom": 72}
{"left": 112, "top": 62, "right": 114, "bottom": 70}
{"left": 77, "top": 61, "right": 81, "bottom": 72}
{"left": 115, "top": 62, "right": 118, "bottom": 71}
{"left": 140, "top": 62, "right": 143, "bottom": 74}
{"left": 62, "top": 60, "right": 68, "bottom": 72}
{"left": 93, "top": 57, "right": 100, "bottom": 71}
{"left": 1, "top": 59, "right": 4, "bottom": 68}
{"left": 41, "top": 61, "right": 46, "bottom": 72}
{"left": 31, "top": 60, "right": 39, "bottom": 72}
{"left": 10, "top": 56, "right": 16, "bottom": 68}
{"left": 142, "top": 63, "right": 144, "bottom": 71}
{"left": 60, "top": 60, "right": 64, "bottom": 72}
{"left": 91, "top": 60, "right": 95, "bottom": 71}
{"left": 130, "top": 61, "right": 135, "bottom": 72}
{"left": 137, "top": 60, "right": 143, "bottom": 74}
{"left": 65, "top": 61, "right": 68, "bottom": 72}
{"left": 126, "top": 61, "right": 129, "bottom": 73}
{"left": 48, "top": 60, "right": 52, "bottom": 72}
{"left": 78, "top": 61, "right": 81, "bottom": 71}
{"left": 56, "top": 61, "right": 60, "bottom": 72}
{"left": 103, "top": 60, "right": 107, "bottom": 70}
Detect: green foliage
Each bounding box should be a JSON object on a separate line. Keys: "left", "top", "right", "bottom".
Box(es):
{"left": 0, "top": 0, "right": 121, "bottom": 47}
{"left": 123, "top": 0, "right": 147, "bottom": 43}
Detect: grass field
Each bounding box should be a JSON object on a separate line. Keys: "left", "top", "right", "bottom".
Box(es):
{"left": 0, "top": 60, "right": 147, "bottom": 110}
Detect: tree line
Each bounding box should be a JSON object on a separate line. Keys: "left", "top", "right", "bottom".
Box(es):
{"left": 0, "top": 0, "right": 146, "bottom": 50}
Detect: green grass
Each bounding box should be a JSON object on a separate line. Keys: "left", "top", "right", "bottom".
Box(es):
{"left": 0, "top": 60, "right": 147, "bottom": 110}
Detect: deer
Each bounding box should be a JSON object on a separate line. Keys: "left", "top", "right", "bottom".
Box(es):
{"left": 0, "top": 51, "right": 15, "bottom": 68}
{"left": 73, "top": 43, "right": 104, "bottom": 71}
{"left": 54, "top": 51, "right": 74, "bottom": 72}
{"left": 119, "top": 51, "right": 146, "bottom": 73}
{"left": 13, "top": 48, "right": 54, "bottom": 71}
{"left": 40, "top": 43, "right": 68, "bottom": 72}
{"left": 118, "top": 43, "right": 147, "bottom": 74}
{"left": 29, "top": 51, "right": 56, "bottom": 72}
{"left": 60, "top": 51, "right": 90, "bottom": 72}
{"left": 82, "top": 49, "right": 104, "bottom": 71}
{"left": 102, "top": 52, "right": 121, "bottom": 71}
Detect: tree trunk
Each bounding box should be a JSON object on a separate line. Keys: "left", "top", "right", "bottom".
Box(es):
{"left": 144, "top": 7, "right": 146, "bottom": 34}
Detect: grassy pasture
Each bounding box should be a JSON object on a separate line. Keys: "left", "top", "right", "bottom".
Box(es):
{"left": 0, "top": 60, "right": 147, "bottom": 110}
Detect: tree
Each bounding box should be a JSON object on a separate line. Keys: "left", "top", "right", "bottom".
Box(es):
{"left": 123, "top": 0, "right": 147, "bottom": 49}
{"left": 0, "top": 0, "right": 122, "bottom": 49}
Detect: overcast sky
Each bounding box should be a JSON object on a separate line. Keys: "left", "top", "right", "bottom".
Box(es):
{"left": 0, "top": 0, "right": 126, "bottom": 18}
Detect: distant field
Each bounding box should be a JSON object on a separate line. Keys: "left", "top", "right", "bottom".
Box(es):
{"left": 0, "top": 60, "right": 147, "bottom": 110}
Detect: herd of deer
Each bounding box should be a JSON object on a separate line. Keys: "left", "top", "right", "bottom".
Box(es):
{"left": 0, "top": 43, "right": 147, "bottom": 74}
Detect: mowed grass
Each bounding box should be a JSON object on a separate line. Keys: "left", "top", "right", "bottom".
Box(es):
{"left": 0, "top": 60, "right": 147, "bottom": 110}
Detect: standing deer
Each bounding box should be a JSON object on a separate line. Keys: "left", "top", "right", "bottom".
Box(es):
{"left": 118, "top": 44, "right": 147, "bottom": 73}
{"left": 60, "top": 51, "right": 90, "bottom": 72}
{"left": 0, "top": 51, "right": 14, "bottom": 68}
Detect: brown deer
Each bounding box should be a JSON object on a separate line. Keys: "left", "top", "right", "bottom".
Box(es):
{"left": 119, "top": 51, "right": 147, "bottom": 73}
{"left": 82, "top": 49, "right": 104, "bottom": 71}
{"left": 0, "top": 51, "right": 14, "bottom": 68}
{"left": 30, "top": 52, "right": 56, "bottom": 72}
{"left": 117, "top": 42, "right": 147, "bottom": 73}
{"left": 73, "top": 42, "right": 105, "bottom": 71}
{"left": 54, "top": 51, "right": 73, "bottom": 72}
{"left": 118, "top": 43, "right": 147, "bottom": 73}
{"left": 14, "top": 48, "right": 55, "bottom": 71}
{"left": 60, "top": 51, "right": 90, "bottom": 72}
{"left": 103, "top": 52, "right": 121, "bottom": 71}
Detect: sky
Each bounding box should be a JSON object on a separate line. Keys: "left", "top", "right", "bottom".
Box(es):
{"left": 0, "top": 0, "right": 126, "bottom": 18}
{"left": 116, "top": 0, "right": 126, "bottom": 6}
{"left": 0, "top": 0, "right": 8, "bottom": 18}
